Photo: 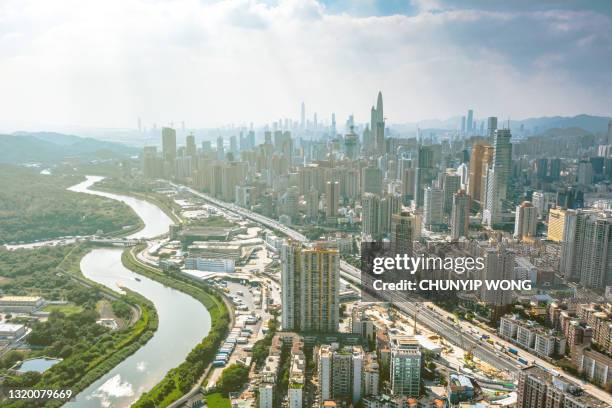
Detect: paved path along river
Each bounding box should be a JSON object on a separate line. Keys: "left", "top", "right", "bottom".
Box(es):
{"left": 64, "top": 176, "right": 211, "bottom": 408}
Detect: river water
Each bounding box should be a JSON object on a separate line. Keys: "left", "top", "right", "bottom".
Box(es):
{"left": 64, "top": 176, "right": 211, "bottom": 408}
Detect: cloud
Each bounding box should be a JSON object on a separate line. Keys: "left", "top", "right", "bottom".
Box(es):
{"left": 0, "top": 0, "right": 610, "bottom": 130}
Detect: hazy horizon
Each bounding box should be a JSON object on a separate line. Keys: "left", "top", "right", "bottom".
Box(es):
{"left": 1, "top": 0, "right": 611, "bottom": 130}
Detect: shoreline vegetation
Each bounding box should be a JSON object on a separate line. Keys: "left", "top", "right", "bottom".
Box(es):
{"left": 0, "top": 243, "right": 159, "bottom": 408}
{"left": 0, "top": 165, "right": 142, "bottom": 245}
{"left": 122, "top": 247, "right": 231, "bottom": 408}
{"left": 91, "top": 177, "right": 183, "bottom": 224}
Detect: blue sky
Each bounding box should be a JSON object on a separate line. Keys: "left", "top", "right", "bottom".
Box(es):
{"left": 0, "top": 0, "right": 610, "bottom": 130}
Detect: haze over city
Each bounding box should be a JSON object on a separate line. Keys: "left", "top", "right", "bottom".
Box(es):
{"left": 1, "top": 0, "right": 612, "bottom": 130}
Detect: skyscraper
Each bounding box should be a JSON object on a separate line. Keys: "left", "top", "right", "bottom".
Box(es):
{"left": 162, "top": 127, "right": 177, "bottom": 163}
{"left": 362, "top": 193, "right": 380, "bottom": 238}
{"left": 468, "top": 142, "right": 487, "bottom": 202}
{"left": 423, "top": 186, "right": 444, "bottom": 230}
{"left": 547, "top": 207, "right": 567, "bottom": 242}
{"left": 414, "top": 145, "right": 436, "bottom": 208}
{"left": 325, "top": 181, "right": 340, "bottom": 220}
{"left": 216, "top": 135, "right": 224, "bottom": 160}
{"left": 379, "top": 193, "right": 401, "bottom": 235}
{"left": 186, "top": 133, "right": 197, "bottom": 157}
{"left": 318, "top": 345, "right": 365, "bottom": 405}
{"left": 401, "top": 168, "right": 416, "bottom": 204}
{"left": 300, "top": 102, "right": 305, "bottom": 129}
{"left": 450, "top": 190, "right": 471, "bottom": 240}
{"left": 466, "top": 109, "right": 474, "bottom": 133}
{"left": 370, "top": 91, "right": 385, "bottom": 155}
{"left": 390, "top": 336, "right": 421, "bottom": 397}
{"left": 362, "top": 166, "right": 382, "bottom": 195}
{"left": 391, "top": 211, "right": 414, "bottom": 256}
{"left": 307, "top": 189, "right": 319, "bottom": 221}
{"left": 442, "top": 171, "right": 462, "bottom": 215}
{"left": 481, "top": 245, "right": 514, "bottom": 306}
{"left": 561, "top": 211, "right": 612, "bottom": 288}
{"left": 483, "top": 128, "right": 512, "bottom": 226}
{"left": 487, "top": 116, "right": 498, "bottom": 143}
{"left": 514, "top": 201, "right": 538, "bottom": 241}
{"left": 281, "top": 241, "right": 340, "bottom": 333}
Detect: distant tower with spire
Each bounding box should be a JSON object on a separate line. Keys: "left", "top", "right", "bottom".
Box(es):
{"left": 372, "top": 91, "right": 385, "bottom": 155}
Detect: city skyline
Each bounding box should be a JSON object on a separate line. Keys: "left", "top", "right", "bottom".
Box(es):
{"left": 1, "top": 0, "right": 612, "bottom": 130}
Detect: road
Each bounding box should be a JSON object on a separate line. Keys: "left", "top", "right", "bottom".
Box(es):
{"left": 173, "top": 183, "right": 612, "bottom": 404}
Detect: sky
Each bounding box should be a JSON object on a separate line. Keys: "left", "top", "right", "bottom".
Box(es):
{"left": 0, "top": 0, "right": 611, "bottom": 131}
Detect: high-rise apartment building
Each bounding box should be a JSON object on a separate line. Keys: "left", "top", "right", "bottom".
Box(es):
{"left": 307, "top": 189, "right": 319, "bottom": 221}
{"left": 450, "top": 190, "right": 471, "bottom": 240}
{"left": 483, "top": 128, "right": 512, "bottom": 226}
{"left": 560, "top": 210, "right": 612, "bottom": 288}
{"left": 481, "top": 245, "right": 515, "bottom": 306}
{"left": 362, "top": 193, "right": 380, "bottom": 238}
{"left": 216, "top": 135, "right": 224, "bottom": 160}
{"left": 468, "top": 142, "right": 492, "bottom": 202}
{"left": 162, "top": 127, "right": 177, "bottom": 163}
{"left": 390, "top": 211, "right": 414, "bottom": 256}
{"left": 442, "top": 171, "right": 462, "bottom": 215}
{"left": 390, "top": 336, "right": 421, "bottom": 397}
{"left": 362, "top": 166, "right": 382, "bottom": 195}
{"left": 326, "top": 181, "right": 340, "bottom": 220}
{"left": 401, "top": 168, "right": 416, "bottom": 203}
{"left": 281, "top": 241, "right": 340, "bottom": 333}
{"left": 514, "top": 201, "right": 538, "bottom": 241}
{"left": 317, "top": 344, "right": 366, "bottom": 406}
{"left": 548, "top": 207, "right": 568, "bottom": 242}
{"left": 487, "top": 116, "right": 498, "bottom": 143}
{"left": 186, "top": 133, "right": 197, "bottom": 157}
{"left": 423, "top": 186, "right": 444, "bottom": 230}
{"left": 414, "top": 145, "right": 436, "bottom": 208}
{"left": 379, "top": 193, "right": 401, "bottom": 235}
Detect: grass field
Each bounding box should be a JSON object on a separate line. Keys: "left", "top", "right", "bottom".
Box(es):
{"left": 42, "top": 303, "right": 83, "bottom": 315}
{"left": 204, "top": 393, "right": 230, "bottom": 408}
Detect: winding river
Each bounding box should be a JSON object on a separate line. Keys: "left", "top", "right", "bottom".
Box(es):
{"left": 64, "top": 176, "right": 211, "bottom": 408}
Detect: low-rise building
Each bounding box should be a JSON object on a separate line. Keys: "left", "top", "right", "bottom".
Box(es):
{"left": 573, "top": 344, "right": 612, "bottom": 387}
{"left": 184, "top": 257, "right": 235, "bottom": 272}
{"left": 447, "top": 374, "right": 474, "bottom": 404}
{"left": 0, "top": 323, "right": 27, "bottom": 341}
{"left": 0, "top": 296, "right": 44, "bottom": 313}
{"left": 499, "top": 314, "right": 565, "bottom": 358}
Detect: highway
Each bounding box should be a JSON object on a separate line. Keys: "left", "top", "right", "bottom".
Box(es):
{"left": 174, "top": 183, "right": 612, "bottom": 404}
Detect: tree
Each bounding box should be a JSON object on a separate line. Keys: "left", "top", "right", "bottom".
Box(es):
{"left": 216, "top": 364, "right": 249, "bottom": 395}
{"left": 0, "top": 350, "right": 24, "bottom": 369}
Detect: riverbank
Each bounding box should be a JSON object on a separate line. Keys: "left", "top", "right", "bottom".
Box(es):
{"left": 90, "top": 181, "right": 183, "bottom": 225}
{"left": 2, "top": 243, "right": 158, "bottom": 408}
{"left": 122, "top": 247, "right": 232, "bottom": 408}
{"left": 0, "top": 166, "right": 143, "bottom": 245}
